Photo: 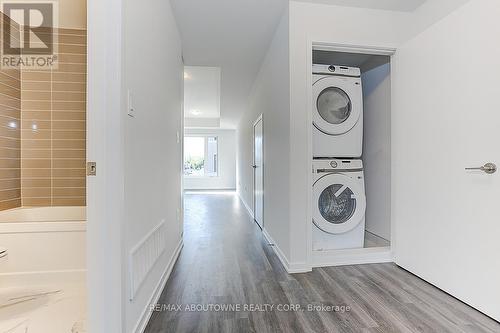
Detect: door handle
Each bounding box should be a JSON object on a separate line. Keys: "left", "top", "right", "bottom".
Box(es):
{"left": 252, "top": 165, "right": 257, "bottom": 169}
{"left": 465, "top": 162, "right": 497, "bottom": 174}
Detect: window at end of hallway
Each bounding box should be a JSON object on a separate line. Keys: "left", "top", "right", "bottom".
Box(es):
{"left": 184, "top": 136, "right": 218, "bottom": 177}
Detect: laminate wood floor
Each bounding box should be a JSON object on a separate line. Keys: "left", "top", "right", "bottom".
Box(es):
{"left": 145, "top": 192, "right": 500, "bottom": 333}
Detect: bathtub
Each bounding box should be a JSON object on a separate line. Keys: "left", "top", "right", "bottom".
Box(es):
{"left": 0, "top": 207, "right": 87, "bottom": 332}
{"left": 0, "top": 206, "right": 86, "bottom": 275}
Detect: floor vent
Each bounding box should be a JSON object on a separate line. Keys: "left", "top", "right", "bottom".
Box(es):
{"left": 129, "top": 220, "right": 167, "bottom": 300}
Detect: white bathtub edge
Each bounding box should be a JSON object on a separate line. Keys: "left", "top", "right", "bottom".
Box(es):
{"left": 0, "top": 221, "right": 86, "bottom": 234}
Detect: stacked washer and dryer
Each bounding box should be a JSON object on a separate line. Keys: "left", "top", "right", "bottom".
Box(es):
{"left": 312, "top": 64, "right": 367, "bottom": 251}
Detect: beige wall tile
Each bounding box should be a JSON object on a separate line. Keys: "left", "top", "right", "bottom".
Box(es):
{"left": 53, "top": 72, "right": 86, "bottom": 83}
{"left": 53, "top": 178, "right": 85, "bottom": 188}
{"left": 22, "top": 159, "right": 51, "bottom": 169}
{"left": 53, "top": 139, "right": 85, "bottom": 149}
{"left": 0, "top": 82, "right": 21, "bottom": 98}
{"left": 0, "top": 188, "right": 20, "bottom": 201}
{"left": 21, "top": 139, "right": 51, "bottom": 149}
{"left": 0, "top": 137, "right": 20, "bottom": 149}
{"left": 21, "top": 179, "right": 51, "bottom": 188}
{"left": 53, "top": 187, "right": 85, "bottom": 197}
{"left": 0, "top": 198, "right": 21, "bottom": 210}
{"left": 52, "top": 92, "right": 86, "bottom": 102}
{"left": 0, "top": 158, "right": 20, "bottom": 169}
{"left": 21, "top": 168, "right": 51, "bottom": 178}
{"left": 53, "top": 159, "right": 85, "bottom": 169}
{"left": 21, "top": 149, "right": 50, "bottom": 159}
{"left": 22, "top": 198, "right": 51, "bottom": 206}
{"left": 22, "top": 187, "right": 51, "bottom": 198}
{"left": 0, "top": 169, "right": 20, "bottom": 180}
{"left": 22, "top": 100, "right": 51, "bottom": 111}
{"left": 21, "top": 71, "right": 51, "bottom": 82}
{"left": 52, "top": 149, "right": 85, "bottom": 159}
{"left": 52, "top": 197, "right": 85, "bottom": 206}
{"left": 52, "top": 82, "right": 86, "bottom": 92}
{"left": 53, "top": 101, "right": 85, "bottom": 111}
{"left": 21, "top": 111, "right": 51, "bottom": 120}
{"left": 0, "top": 148, "right": 20, "bottom": 158}
{"left": 21, "top": 91, "right": 51, "bottom": 101}
{"left": 21, "top": 81, "right": 51, "bottom": 91}
{"left": 52, "top": 168, "right": 85, "bottom": 178}
{"left": 0, "top": 179, "right": 20, "bottom": 190}
{"left": 52, "top": 130, "right": 85, "bottom": 140}
{"left": 52, "top": 120, "right": 85, "bottom": 131}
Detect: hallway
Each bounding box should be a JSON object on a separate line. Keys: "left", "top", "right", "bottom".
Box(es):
{"left": 145, "top": 192, "right": 499, "bottom": 333}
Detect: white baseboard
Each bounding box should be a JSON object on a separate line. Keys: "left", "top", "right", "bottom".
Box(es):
{"left": 312, "top": 246, "right": 393, "bottom": 268}
{"left": 262, "top": 228, "right": 311, "bottom": 274}
{"left": 133, "top": 238, "right": 183, "bottom": 333}
{"left": 237, "top": 192, "right": 254, "bottom": 219}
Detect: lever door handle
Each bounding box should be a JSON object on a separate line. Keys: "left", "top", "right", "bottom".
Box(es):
{"left": 465, "top": 162, "right": 497, "bottom": 174}
{"left": 252, "top": 165, "right": 257, "bottom": 169}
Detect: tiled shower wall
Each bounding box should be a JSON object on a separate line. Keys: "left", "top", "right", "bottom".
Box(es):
{"left": 0, "top": 13, "right": 21, "bottom": 211}
{"left": 20, "top": 28, "right": 87, "bottom": 207}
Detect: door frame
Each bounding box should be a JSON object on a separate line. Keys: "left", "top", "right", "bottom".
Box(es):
{"left": 253, "top": 114, "right": 264, "bottom": 228}
{"left": 87, "top": 0, "right": 126, "bottom": 332}
{"left": 307, "top": 41, "right": 396, "bottom": 268}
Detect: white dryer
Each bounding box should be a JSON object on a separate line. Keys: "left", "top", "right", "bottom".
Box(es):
{"left": 312, "top": 64, "right": 363, "bottom": 158}
{"left": 312, "top": 159, "right": 366, "bottom": 251}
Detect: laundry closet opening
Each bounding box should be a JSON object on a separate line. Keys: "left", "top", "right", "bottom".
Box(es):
{"left": 311, "top": 48, "right": 392, "bottom": 266}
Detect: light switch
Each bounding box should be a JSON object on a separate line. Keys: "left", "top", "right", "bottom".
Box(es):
{"left": 127, "top": 90, "right": 135, "bottom": 117}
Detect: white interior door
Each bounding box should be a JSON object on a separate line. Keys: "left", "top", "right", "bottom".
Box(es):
{"left": 253, "top": 116, "right": 264, "bottom": 228}
{"left": 392, "top": 0, "right": 500, "bottom": 321}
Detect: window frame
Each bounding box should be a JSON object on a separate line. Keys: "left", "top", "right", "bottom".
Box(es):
{"left": 183, "top": 135, "right": 219, "bottom": 178}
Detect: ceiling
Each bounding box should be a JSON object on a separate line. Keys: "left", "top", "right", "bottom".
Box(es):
{"left": 295, "top": 0, "right": 427, "bottom": 12}
{"left": 170, "top": 0, "right": 288, "bottom": 128}
{"left": 184, "top": 66, "right": 221, "bottom": 121}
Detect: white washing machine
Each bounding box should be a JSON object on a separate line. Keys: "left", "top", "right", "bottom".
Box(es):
{"left": 312, "top": 159, "right": 366, "bottom": 251}
{"left": 312, "top": 64, "right": 363, "bottom": 158}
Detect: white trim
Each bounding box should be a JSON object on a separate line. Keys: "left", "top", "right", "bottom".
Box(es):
{"left": 263, "top": 228, "right": 311, "bottom": 274}
{"left": 133, "top": 238, "right": 183, "bottom": 333}
{"left": 312, "top": 42, "right": 397, "bottom": 56}
{"left": 238, "top": 191, "right": 254, "bottom": 219}
{"left": 311, "top": 246, "right": 393, "bottom": 268}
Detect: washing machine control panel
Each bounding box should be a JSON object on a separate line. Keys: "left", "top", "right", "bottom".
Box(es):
{"left": 314, "top": 159, "right": 363, "bottom": 172}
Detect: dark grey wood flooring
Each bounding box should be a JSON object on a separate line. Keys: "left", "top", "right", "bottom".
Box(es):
{"left": 145, "top": 192, "right": 500, "bottom": 333}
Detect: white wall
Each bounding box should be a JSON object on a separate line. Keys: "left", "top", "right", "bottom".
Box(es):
{"left": 392, "top": 0, "right": 500, "bottom": 321}
{"left": 184, "top": 128, "right": 236, "bottom": 190}
{"left": 237, "top": 7, "right": 291, "bottom": 260}
{"left": 123, "top": 0, "right": 184, "bottom": 331}
{"left": 362, "top": 63, "right": 391, "bottom": 241}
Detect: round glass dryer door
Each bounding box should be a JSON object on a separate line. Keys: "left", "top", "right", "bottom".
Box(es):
{"left": 312, "top": 76, "right": 362, "bottom": 135}
{"left": 317, "top": 87, "right": 352, "bottom": 125}
{"left": 313, "top": 173, "right": 366, "bottom": 234}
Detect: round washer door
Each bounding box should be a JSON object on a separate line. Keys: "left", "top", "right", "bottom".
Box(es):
{"left": 313, "top": 76, "right": 361, "bottom": 135}
{"left": 313, "top": 173, "right": 366, "bottom": 234}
